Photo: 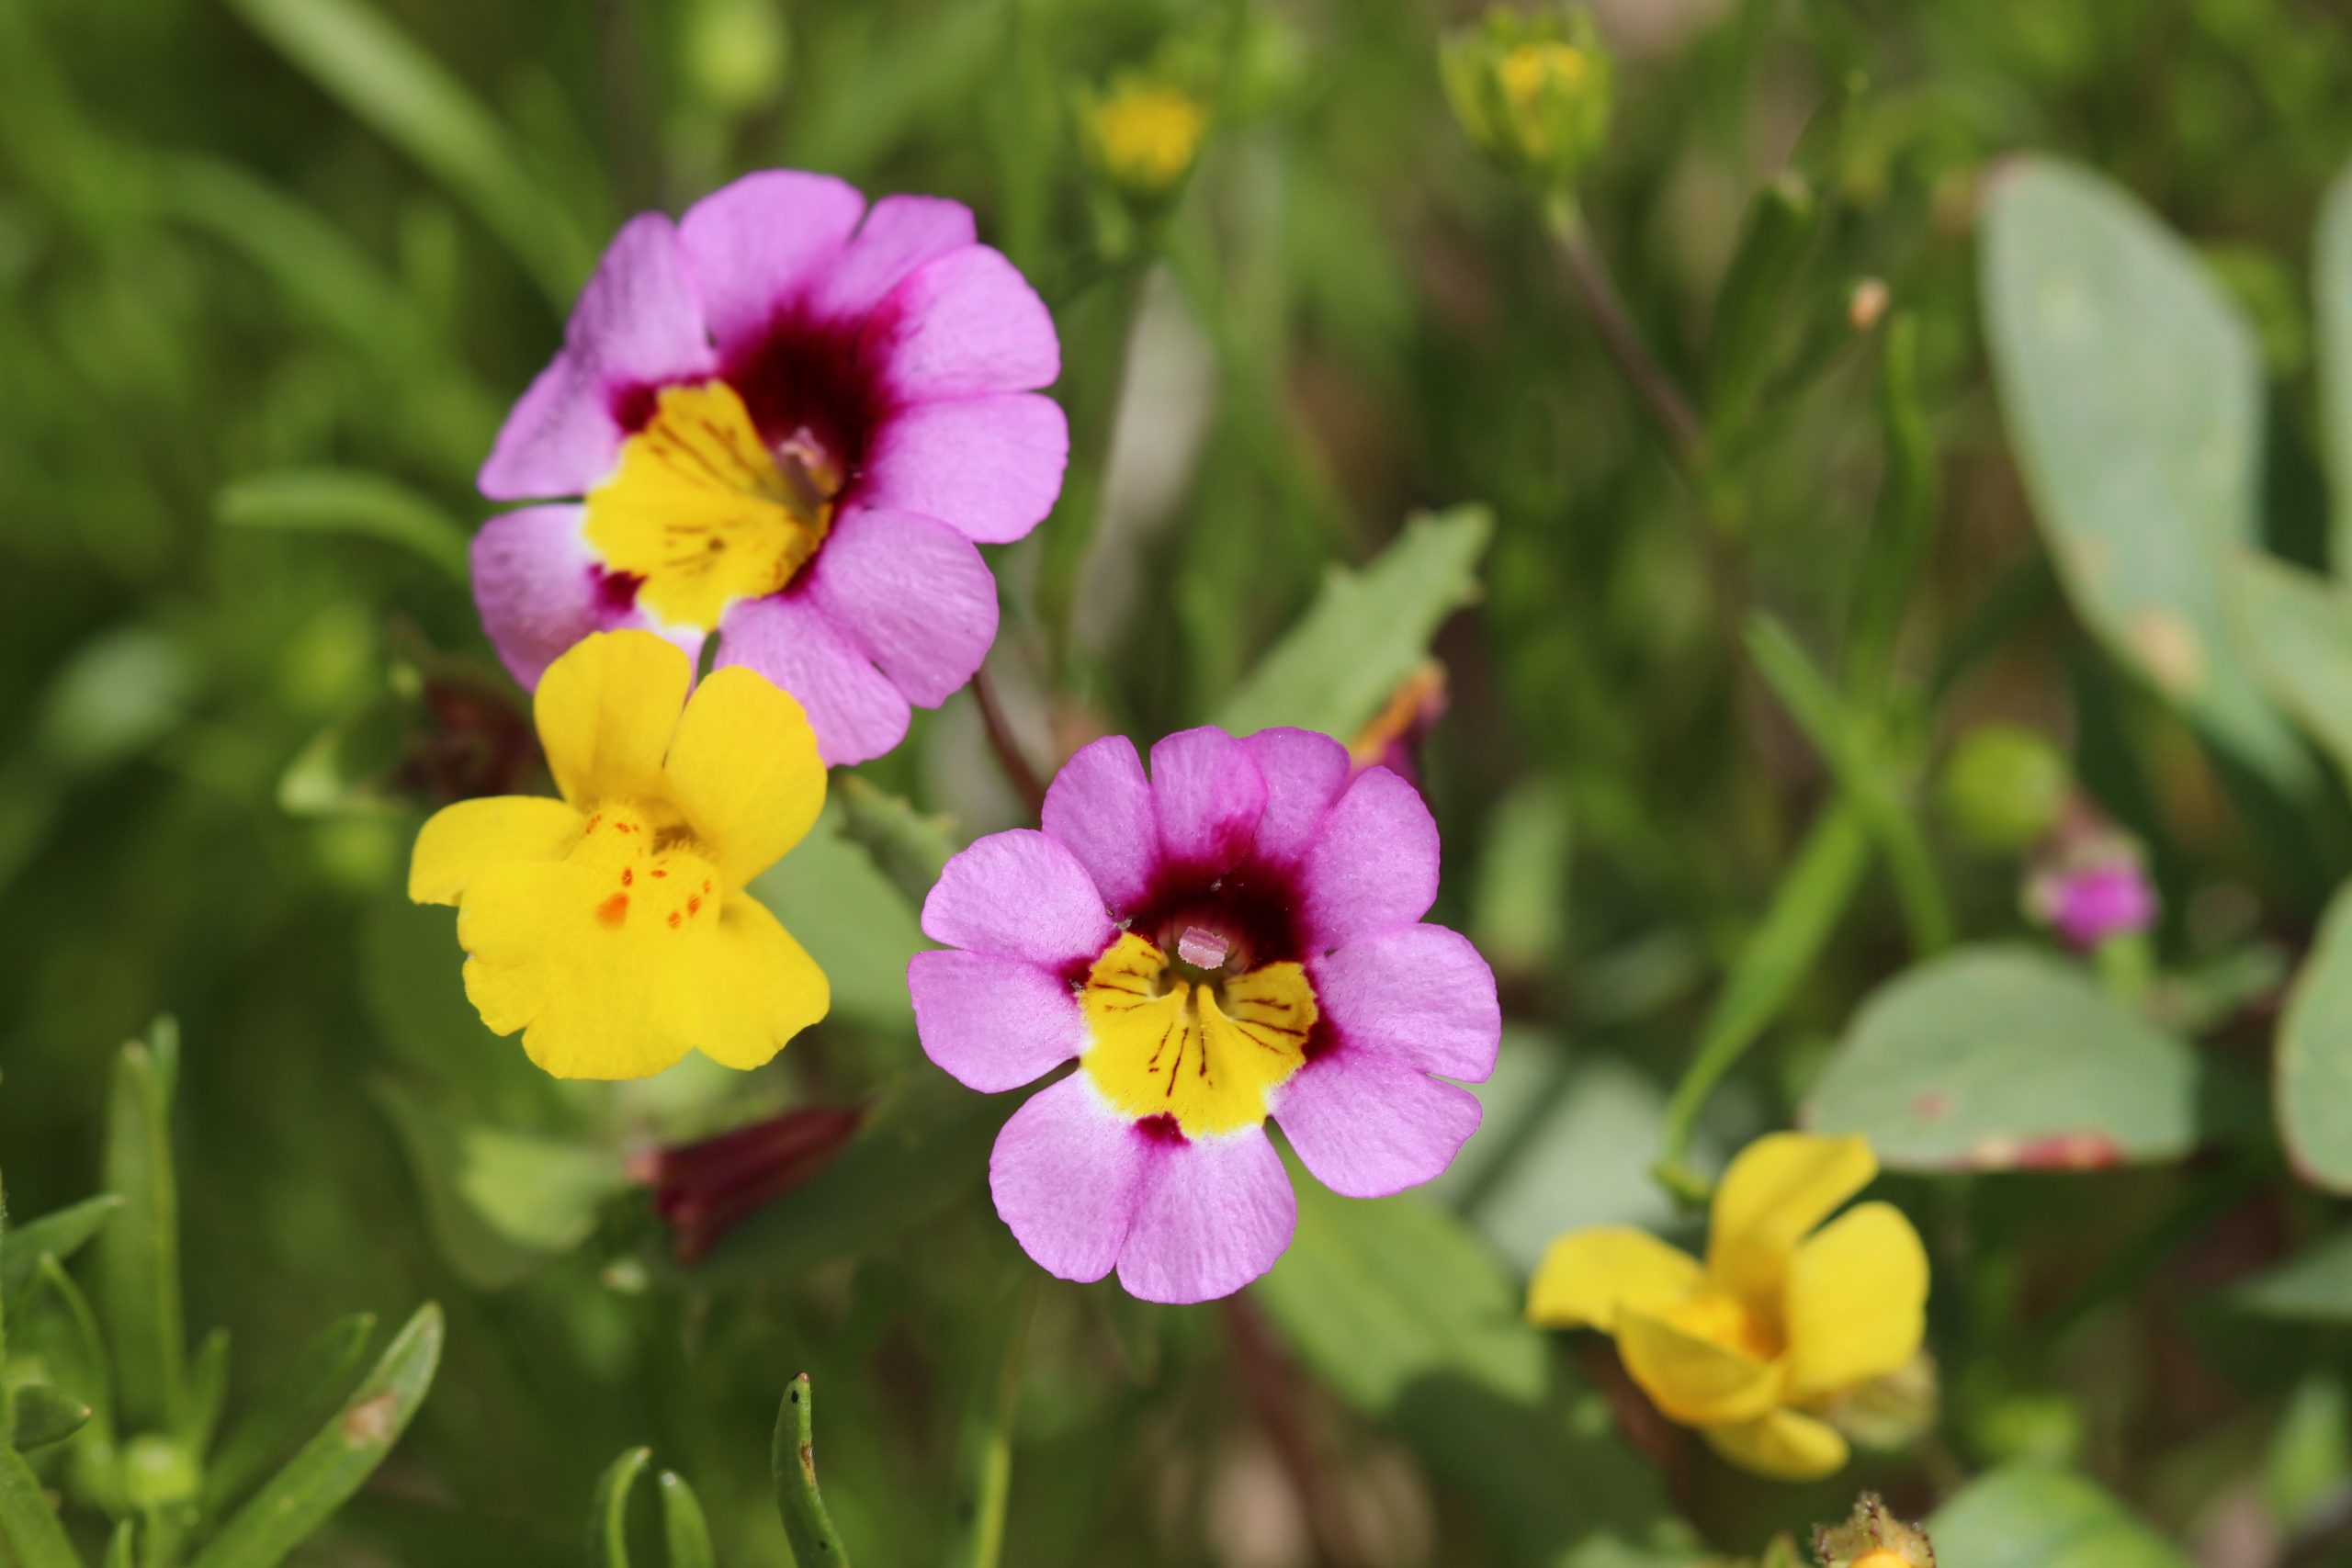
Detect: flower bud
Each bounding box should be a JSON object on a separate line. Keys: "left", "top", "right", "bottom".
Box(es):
{"left": 1080, "top": 74, "right": 1209, "bottom": 207}
{"left": 1441, "top": 6, "right": 1613, "bottom": 196}
{"left": 1939, "top": 724, "right": 2070, "bottom": 852}
{"left": 1813, "top": 1494, "right": 1935, "bottom": 1568}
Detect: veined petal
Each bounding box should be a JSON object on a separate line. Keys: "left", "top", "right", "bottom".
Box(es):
{"left": 1271, "top": 1047, "right": 1482, "bottom": 1199}
{"left": 922, "top": 829, "right": 1116, "bottom": 969}
{"left": 535, "top": 630, "right": 694, "bottom": 810}
{"left": 807, "top": 506, "right": 1000, "bottom": 707}
{"left": 1241, "top": 728, "right": 1352, "bottom": 866}
{"left": 410, "top": 795, "right": 584, "bottom": 906}
{"left": 676, "top": 894, "right": 829, "bottom": 1069}
{"left": 662, "top": 665, "right": 827, "bottom": 888}
{"left": 1149, "top": 728, "right": 1267, "bottom": 868}
{"left": 716, "top": 593, "right": 910, "bottom": 769}
{"left": 1116, "top": 1125, "right": 1295, "bottom": 1303}
{"left": 1526, "top": 1227, "right": 1703, "bottom": 1333}
{"left": 1299, "top": 767, "right": 1440, "bottom": 951}
{"left": 1042, "top": 735, "right": 1159, "bottom": 912}
{"left": 677, "top": 171, "right": 865, "bottom": 357}
{"left": 1701, "top": 1409, "right": 1850, "bottom": 1482}
{"left": 1308, "top": 923, "right": 1500, "bottom": 1081}
{"left": 909, "top": 949, "right": 1088, "bottom": 1092}
{"left": 990, "top": 1074, "right": 1148, "bottom": 1284}
{"left": 858, "top": 393, "right": 1069, "bottom": 545}
{"left": 1707, "top": 1133, "right": 1877, "bottom": 1305}
{"left": 470, "top": 504, "right": 702, "bottom": 691}
{"left": 867, "top": 245, "right": 1059, "bottom": 400}
{"left": 1618, "top": 1309, "right": 1785, "bottom": 1427}
{"left": 1782, "top": 1201, "right": 1929, "bottom": 1399}
{"left": 807, "top": 194, "right": 977, "bottom": 322}
{"left": 480, "top": 213, "right": 717, "bottom": 501}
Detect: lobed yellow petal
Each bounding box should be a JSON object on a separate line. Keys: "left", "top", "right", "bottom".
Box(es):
{"left": 661, "top": 665, "right": 826, "bottom": 888}
{"left": 1700, "top": 1407, "right": 1850, "bottom": 1481}
{"left": 1527, "top": 1227, "right": 1702, "bottom": 1332}
{"left": 535, "top": 631, "right": 693, "bottom": 810}
{"left": 674, "top": 894, "right": 830, "bottom": 1069}
{"left": 1708, "top": 1132, "right": 1877, "bottom": 1303}
{"left": 408, "top": 795, "right": 583, "bottom": 906}
{"left": 1616, "top": 1309, "right": 1784, "bottom": 1427}
{"left": 1782, "top": 1201, "right": 1929, "bottom": 1399}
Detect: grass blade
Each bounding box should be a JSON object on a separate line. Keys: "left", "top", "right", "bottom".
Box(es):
{"left": 588, "top": 1447, "right": 650, "bottom": 1568}
{"left": 216, "top": 470, "right": 471, "bottom": 583}
{"left": 96, "top": 1026, "right": 182, "bottom": 1433}
{"left": 657, "top": 1472, "right": 714, "bottom": 1568}
{"left": 200, "top": 1313, "right": 377, "bottom": 1519}
{"left": 0, "top": 1195, "right": 123, "bottom": 1322}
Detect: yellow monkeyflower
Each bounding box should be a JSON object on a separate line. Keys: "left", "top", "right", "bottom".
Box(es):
{"left": 1082, "top": 76, "right": 1208, "bottom": 202}
{"left": 410, "top": 630, "right": 830, "bottom": 1079}
{"left": 1527, "top": 1133, "right": 1928, "bottom": 1481}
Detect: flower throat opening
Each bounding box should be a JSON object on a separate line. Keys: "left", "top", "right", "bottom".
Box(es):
{"left": 1079, "top": 931, "right": 1317, "bottom": 1139}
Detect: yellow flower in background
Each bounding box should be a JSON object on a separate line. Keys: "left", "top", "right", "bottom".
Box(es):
{"left": 1082, "top": 76, "right": 1208, "bottom": 202}
{"left": 410, "top": 630, "right": 830, "bottom": 1079}
{"left": 1527, "top": 1133, "right": 1928, "bottom": 1481}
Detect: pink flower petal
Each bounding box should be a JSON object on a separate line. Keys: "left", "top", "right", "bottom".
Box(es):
{"left": 1308, "top": 923, "right": 1500, "bottom": 1081}
{"left": 1150, "top": 728, "right": 1268, "bottom": 868}
{"left": 858, "top": 393, "right": 1070, "bottom": 544}
{"left": 990, "top": 1075, "right": 1148, "bottom": 1284}
{"left": 1242, "top": 728, "right": 1353, "bottom": 866}
{"left": 1299, "top": 766, "right": 1440, "bottom": 951}
{"left": 922, "top": 829, "right": 1115, "bottom": 969}
{"left": 1272, "top": 1047, "right": 1484, "bottom": 1199}
{"left": 677, "top": 170, "right": 865, "bottom": 358}
{"left": 1116, "top": 1126, "right": 1296, "bottom": 1303}
{"left": 807, "top": 194, "right": 977, "bottom": 322}
{"left": 1042, "top": 736, "right": 1158, "bottom": 912}
{"left": 469, "top": 504, "right": 701, "bottom": 688}
{"left": 480, "top": 214, "right": 716, "bottom": 501}
{"left": 908, "top": 950, "right": 1086, "bottom": 1092}
{"left": 714, "top": 592, "right": 909, "bottom": 767}
{"left": 867, "top": 246, "right": 1059, "bottom": 400}
{"left": 807, "top": 506, "right": 999, "bottom": 706}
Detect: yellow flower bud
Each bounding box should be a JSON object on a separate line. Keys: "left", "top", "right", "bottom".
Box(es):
{"left": 1082, "top": 76, "right": 1209, "bottom": 205}
{"left": 1441, "top": 6, "right": 1613, "bottom": 196}
{"left": 1813, "top": 1494, "right": 1935, "bottom": 1568}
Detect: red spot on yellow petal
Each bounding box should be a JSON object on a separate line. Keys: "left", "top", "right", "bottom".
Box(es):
{"left": 597, "top": 893, "right": 630, "bottom": 929}
{"left": 651, "top": 867, "right": 667, "bottom": 878}
{"left": 586, "top": 814, "right": 602, "bottom": 832}
{"left": 621, "top": 867, "right": 635, "bottom": 886}
{"left": 668, "top": 910, "right": 682, "bottom": 928}
{"left": 687, "top": 895, "right": 702, "bottom": 916}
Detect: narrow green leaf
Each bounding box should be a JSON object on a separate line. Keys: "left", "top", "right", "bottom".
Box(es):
{"left": 2315, "top": 157, "right": 2352, "bottom": 577}
{"left": 656, "top": 1472, "right": 714, "bottom": 1568}
{"left": 588, "top": 1448, "right": 650, "bottom": 1568}
{"left": 0, "top": 1446, "right": 81, "bottom": 1568}
{"left": 1804, "top": 945, "right": 2241, "bottom": 1170}
{"left": 104, "top": 1521, "right": 133, "bottom": 1568}
{"left": 1845, "top": 312, "right": 1936, "bottom": 694}
{"left": 773, "top": 1375, "right": 852, "bottom": 1568}
{"left": 181, "top": 1327, "right": 230, "bottom": 1451}
{"left": 201, "top": 1313, "right": 377, "bottom": 1520}
{"left": 1929, "top": 1465, "right": 2191, "bottom": 1568}
{"left": 2277, "top": 882, "right": 2352, "bottom": 1192}
{"left": 1215, "top": 506, "right": 1491, "bottom": 739}
{"left": 24, "top": 1255, "right": 113, "bottom": 1441}
{"left": 2233, "top": 1227, "right": 2352, "bottom": 1320}
{"left": 96, "top": 1031, "right": 182, "bottom": 1433}
{"left": 948, "top": 1287, "right": 1032, "bottom": 1568}
{"left": 2232, "top": 554, "right": 2352, "bottom": 792}
{"left": 225, "top": 0, "right": 593, "bottom": 304}
{"left": 11, "top": 1384, "right": 93, "bottom": 1452}
{"left": 0, "top": 1196, "right": 124, "bottom": 1322}
{"left": 216, "top": 469, "right": 470, "bottom": 582}
{"left": 1981, "top": 156, "right": 2307, "bottom": 788}
{"left": 188, "top": 1302, "right": 443, "bottom": 1568}
{"left": 1707, "top": 172, "right": 1818, "bottom": 439}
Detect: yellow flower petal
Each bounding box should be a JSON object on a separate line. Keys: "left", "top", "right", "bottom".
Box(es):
{"left": 1701, "top": 1407, "right": 1850, "bottom": 1481}
{"left": 408, "top": 795, "right": 583, "bottom": 906}
{"left": 1783, "top": 1201, "right": 1929, "bottom": 1399}
{"left": 661, "top": 665, "right": 826, "bottom": 889}
{"left": 1708, "top": 1132, "right": 1877, "bottom": 1303}
{"left": 1527, "top": 1227, "right": 1703, "bottom": 1331}
{"left": 675, "top": 894, "right": 830, "bottom": 1069}
{"left": 535, "top": 631, "right": 693, "bottom": 810}
{"left": 1616, "top": 1308, "right": 1784, "bottom": 1427}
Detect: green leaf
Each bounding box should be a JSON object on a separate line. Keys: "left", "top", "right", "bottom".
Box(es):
{"left": 224, "top": 0, "right": 594, "bottom": 305}
{"left": 1215, "top": 505, "right": 1491, "bottom": 739}
{"left": 2278, "top": 882, "right": 2352, "bottom": 1192}
{"left": 773, "top": 1375, "right": 853, "bottom": 1568}
{"left": 1467, "top": 781, "right": 1573, "bottom": 978}
{"left": 1981, "top": 157, "right": 2308, "bottom": 789}
{"left": 2232, "top": 555, "right": 2352, "bottom": 793}
{"left": 96, "top": 1025, "right": 183, "bottom": 1432}
{"left": 1707, "top": 172, "right": 1818, "bottom": 441}
{"left": 657, "top": 1472, "right": 714, "bottom": 1568}
{"left": 201, "top": 1313, "right": 377, "bottom": 1519}
{"left": 752, "top": 803, "right": 927, "bottom": 1035}
{"left": 181, "top": 1326, "right": 230, "bottom": 1451}
{"left": 189, "top": 1302, "right": 443, "bottom": 1568}
{"left": 2238, "top": 1228, "right": 2352, "bottom": 1320}
{"left": 0, "top": 1195, "right": 121, "bottom": 1325}
{"left": 0, "top": 1445, "right": 81, "bottom": 1568}
{"left": 832, "top": 776, "right": 959, "bottom": 911}
{"left": 10, "top": 1383, "right": 92, "bottom": 1452}
{"left": 1928, "top": 1465, "right": 2192, "bottom": 1568}
{"left": 216, "top": 469, "right": 469, "bottom": 582}
{"left": 374, "top": 1081, "right": 628, "bottom": 1290}
{"left": 2315, "top": 157, "right": 2352, "bottom": 576}
{"left": 588, "top": 1448, "right": 650, "bottom": 1568}
{"left": 104, "top": 1521, "right": 133, "bottom": 1568}
{"left": 1804, "top": 945, "right": 2238, "bottom": 1171}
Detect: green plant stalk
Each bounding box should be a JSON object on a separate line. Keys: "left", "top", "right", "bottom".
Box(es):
{"left": 1654, "top": 799, "right": 1873, "bottom": 1203}
{"left": 952, "top": 1283, "right": 1036, "bottom": 1568}
{"left": 1844, "top": 314, "right": 1935, "bottom": 703}
{"left": 772, "top": 1374, "right": 851, "bottom": 1568}
{"left": 1546, "top": 197, "right": 1707, "bottom": 474}
{"left": 1036, "top": 260, "right": 1151, "bottom": 682}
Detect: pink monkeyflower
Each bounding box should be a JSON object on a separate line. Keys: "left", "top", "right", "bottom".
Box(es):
{"left": 908, "top": 726, "right": 1501, "bottom": 1303}
{"left": 474, "top": 171, "right": 1068, "bottom": 765}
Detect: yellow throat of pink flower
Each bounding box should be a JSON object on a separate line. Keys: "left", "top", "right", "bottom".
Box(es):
{"left": 1080, "top": 930, "right": 1316, "bottom": 1137}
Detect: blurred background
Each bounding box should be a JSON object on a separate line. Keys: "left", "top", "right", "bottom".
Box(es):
{"left": 9, "top": 0, "right": 2352, "bottom": 1563}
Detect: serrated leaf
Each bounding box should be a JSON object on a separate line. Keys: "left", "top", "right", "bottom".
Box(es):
{"left": 1981, "top": 156, "right": 2307, "bottom": 789}
{"left": 1928, "top": 1465, "right": 2192, "bottom": 1568}
{"left": 1804, "top": 946, "right": 2239, "bottom": 1170}
{"left": 1215, "top": 506, "right": 1490, "bottom": 739}
{"left": 2277, "top": 882, "right": 2352, "bottom": 1193}
{"left": 589, "top": 1447, "right": 650, "bottom": 1568}
{"left": 216, "top": 469, "right": 469, "bottom": 582}
{"left": 188, "top": 1302, "right": 442, "bottom": 1568}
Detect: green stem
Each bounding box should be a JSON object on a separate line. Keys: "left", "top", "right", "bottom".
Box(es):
{"left": 1037, "top": 262, "right": 1151, "bottom": 679}
{"left": 952, "top": 1282, "right": 1036, "bottom": 1568}
{"left": 1547, "top": 199, "right": 1707, "bottom": 472}
{"left": 773, "top": 1374, "right": 852, "bottom": 1567}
